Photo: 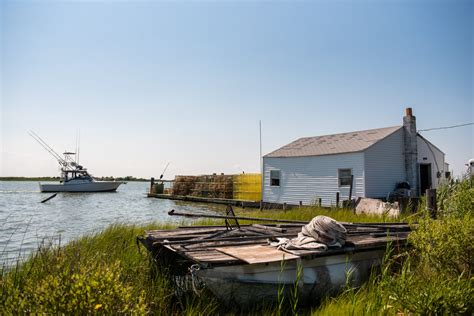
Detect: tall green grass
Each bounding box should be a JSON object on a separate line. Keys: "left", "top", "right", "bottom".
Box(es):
{"left": 1, "top": 179, "right": 472, "bottom": 314}
{"left": 313, "top": 178, "right": 474, "bottom": 315}
{"left": 236, "top": 206, "right": 403, "bottom": 224}
{"left": 0, "top": 223, "right": 218, "bottom": 314}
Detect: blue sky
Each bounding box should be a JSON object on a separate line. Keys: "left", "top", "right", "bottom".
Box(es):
{"left": 1, "top": 0, "right": 472, "bottom": 178}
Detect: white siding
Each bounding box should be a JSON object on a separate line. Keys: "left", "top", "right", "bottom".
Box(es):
{"left": 364, "top": 128, "right": 406, "bottom": 198}
{"left": 262, "top": 153, "right": 365, "bottom": 207}
{"left": 417, "top": 136, "right": 445, "bottom": 189}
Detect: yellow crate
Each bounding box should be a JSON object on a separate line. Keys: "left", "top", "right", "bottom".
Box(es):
{"left": 233, "top": 173, "right": 262, "bottom": 201}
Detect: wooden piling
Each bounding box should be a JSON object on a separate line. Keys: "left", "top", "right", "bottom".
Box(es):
{"left": 318, "top": 198, "right": 322, "bottom": 207}
{"left": 336, "top": 192, "right": 340, "bottom": 209}
{"left": 426, "top": 189, "right": 437, "bottom": 219}
{"left": 348, "top": 175, "right": 354, "bottom": 202}
{"left": 150, "top": 177, "right": 155, "bottom": 194}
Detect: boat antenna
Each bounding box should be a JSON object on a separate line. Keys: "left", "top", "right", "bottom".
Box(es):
{"left": 77, "top": 129, "right": 80, "bottom": 164}
{"left": 28, "top": 130, "right": 70, "bottom": 168}
{"left": 160, "top": 162, "right": 170, "bottom": 180}
{"left": 75, "top": 129, "right": 79, "bottom": 164}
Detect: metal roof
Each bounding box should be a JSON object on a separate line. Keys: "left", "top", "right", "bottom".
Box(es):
{"left": 264, "top": 126, "right": 403, "bottom": 158}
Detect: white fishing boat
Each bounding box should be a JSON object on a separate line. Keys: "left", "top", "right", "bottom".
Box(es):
{"left": 29, "top": 131, "right": 123, "bottom": 193}
{"left": 39, "top": 167, "right": 122, "bottom": 193}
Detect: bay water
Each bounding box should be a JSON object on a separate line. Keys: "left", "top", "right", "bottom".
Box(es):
{"left": 0, "top": 181, "right": 223, "bottom": 267}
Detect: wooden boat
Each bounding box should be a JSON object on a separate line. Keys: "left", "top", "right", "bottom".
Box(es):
{"left": 138, "top": 211, "right": 410, "bottom": 306}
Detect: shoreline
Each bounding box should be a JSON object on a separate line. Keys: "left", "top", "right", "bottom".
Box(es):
{"left": 0, "top": 177, "right": 149, "bottom": 182}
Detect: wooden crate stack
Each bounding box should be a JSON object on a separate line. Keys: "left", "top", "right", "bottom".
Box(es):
{"left": 171, "top": 174, "right": 233, "bottom": 199}
{"left": 191, "top": 174, "right": 233, "bottom": 199}
{"left": 171, "top": 176, "right": 197, "bottom": 196}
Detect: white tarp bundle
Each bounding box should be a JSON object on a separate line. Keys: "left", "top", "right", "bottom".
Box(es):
{"left": 270, "top": 215, "right": 347, "bottom": 251}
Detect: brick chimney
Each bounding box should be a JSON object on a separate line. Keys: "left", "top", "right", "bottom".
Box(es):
{"left": 403, "top": 107, "right": 418, "bottom": 196}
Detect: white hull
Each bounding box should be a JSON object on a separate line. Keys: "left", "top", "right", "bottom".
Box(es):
{"left": 196, "top": 249, "right": 384, "bottom": 306}
{"left": 39, "top": 181, "right": 122, "bottom": 192}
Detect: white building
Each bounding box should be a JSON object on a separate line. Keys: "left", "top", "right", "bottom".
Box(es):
{"left": 262, "top": 108, "right": 448, "bottom": 207}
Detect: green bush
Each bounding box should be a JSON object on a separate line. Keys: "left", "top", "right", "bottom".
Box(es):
{"left": 437, "top": 179, "right": 474, "bottom": 219}
{"left": 0, "top": 224, "right": 218, "bottom": 315}
{"left": 1, "top": 261, "right": 147, "bottom": 314}
{"left": 409, "top": 215, "right": 474, "bottom": 277}
{"left": 315, "top": 178, "right": 474, "bottom": 315}
{"left": 381, "top": 262, "right": 473, "bottom": 315}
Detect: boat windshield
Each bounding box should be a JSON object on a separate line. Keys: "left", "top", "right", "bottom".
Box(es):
{"left": 63, "top": 170, "right": 93, "bottom": 182}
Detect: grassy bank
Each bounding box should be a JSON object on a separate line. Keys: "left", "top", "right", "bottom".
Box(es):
{"left": 1, "top": 180, "right": 473, "bottom": 314}
{"left": 314, "top": 179, "right": 474, "bottom": 315}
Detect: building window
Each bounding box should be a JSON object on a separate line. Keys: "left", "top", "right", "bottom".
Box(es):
{"left": 270, "top": 170, "right": 280, "bottom": 186}
{"left": 338, "top": 169, "right": 352, "bottom": 186}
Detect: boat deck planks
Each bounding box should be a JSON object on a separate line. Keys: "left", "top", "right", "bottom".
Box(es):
{"left": 216, "top": 245, "right": 299, "bottom": 264}
{"left": 139, "top": 223, "right": 411, "bottom": 267}
{"left": 184, "top": 250, "right": 239, "bottom": 263}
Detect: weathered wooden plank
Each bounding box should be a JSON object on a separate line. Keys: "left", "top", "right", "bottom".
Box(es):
{"left": 251, "top": 224, "right": 287, "bottom": 233}
{"left": 185, "top": 229, "right": 231, "bottom": 242}
{"left": 281, "top": 247, "right": 351, "bottom": 257}
{"left": 216, "top": 245, "right": 299, "bottom": 264}
{"left": 147, "top": 234, "right": 219, "bottom": 242}
{"left": 181, "top": 239, "right": 269, "bottom": 250}
{"left": 146, "top": 227, "right": 228, "bottom": 236}
{"left": 350, "top": 234, "right": 409, "bottom": 249}
{"left": 154, "top": 232, "right": 297, "bottom": 246}
{"left": 184, "top": 250, "right": 239, "bottom": 263}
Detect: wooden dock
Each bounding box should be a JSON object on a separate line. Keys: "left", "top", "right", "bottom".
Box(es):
{"left": 147, "top": 193, "right": 262, "bottom": 208}
{"left": 147, "top": 193, "right": 301, "bottom": 210}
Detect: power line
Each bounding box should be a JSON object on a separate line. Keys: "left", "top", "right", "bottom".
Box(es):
{"left": 418, "top": 122, "right": 474, "bottom": 132}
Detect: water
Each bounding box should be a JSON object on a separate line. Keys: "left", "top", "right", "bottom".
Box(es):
{"left": 0, "top": 181, "right": 224, "bottom": 267}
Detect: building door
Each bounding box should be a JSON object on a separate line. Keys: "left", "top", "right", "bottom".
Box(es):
{"left": 419, "top": 163, "right": 432, "bottom": 195}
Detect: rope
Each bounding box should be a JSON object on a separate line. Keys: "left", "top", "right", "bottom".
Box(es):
{"left": 270, "top": 216, "right": 347, "bottom": 251}
{"left": 189, "top": 264, "right": 203, "bottom": 296}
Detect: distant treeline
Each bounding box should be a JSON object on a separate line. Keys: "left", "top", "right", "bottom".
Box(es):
{"left": 1, "top": 176, "right": 149, "bottom": 182}
{"left": 0, "top": 177, "right": 61, "bottom": 181}
{"left": 95, "top": 176, "right": 149, "bottom": 182}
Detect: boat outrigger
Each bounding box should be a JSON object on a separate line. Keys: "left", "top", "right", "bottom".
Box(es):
{"left": 138, "top": 208, "right": 411, "bottom": 307}
{"left": 29, "top": 131, "right": 123, "bottom": 193}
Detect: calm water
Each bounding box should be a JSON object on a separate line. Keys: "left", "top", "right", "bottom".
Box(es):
{"left": 0, "top": 181, "right": 224, "bottom": 267}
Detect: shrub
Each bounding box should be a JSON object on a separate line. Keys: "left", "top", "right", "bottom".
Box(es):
{"left": 437, "top": 179, "right": 474, "bottom": 219}
{"left": 315, "top": 178, "right": 474, "bottom": 315}
{"left": 380, "top": 258, "right": 474, "bottom": 315}
{"left": 409, "top": 215, "right": 474, "bottom": 277}
{"left": 1, "top": 260, "right": 147, "bottom": 314}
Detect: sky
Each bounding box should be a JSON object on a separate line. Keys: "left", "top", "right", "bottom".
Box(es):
{"left": 1, "top": 0, "right": 472, "bottom": 178}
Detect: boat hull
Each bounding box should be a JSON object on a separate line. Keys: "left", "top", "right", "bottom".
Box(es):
{"left": 196, "top": 249, "right": 384, "bottom": 306}
{"left": 39, "top": 181, "right": 122, "bottom": 192}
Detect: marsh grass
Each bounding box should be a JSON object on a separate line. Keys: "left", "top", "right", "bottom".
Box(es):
{"left": 277, "top": 257, "right": 286, "bottom": 316}
{"left": 236, "top": 206, "right": 402, "bottom": 224}
{"left": 291, "top": 260, "right": 303, "bottom": 316}
{"left": 1, "top": 179, "right": 473, "bottom": 314}
{"left": 313, "top": 178, "right": 474, "bottom": 315}
{"left": 0, "top": 223, "right": 218, "bottom": 314}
